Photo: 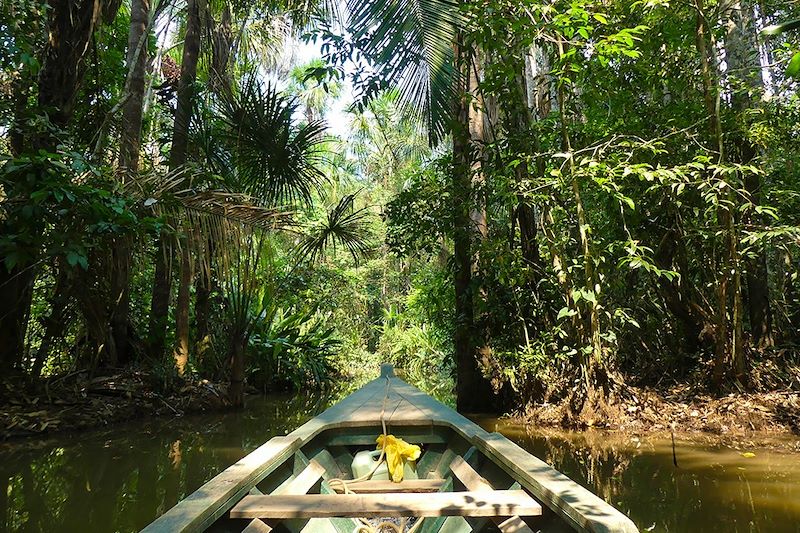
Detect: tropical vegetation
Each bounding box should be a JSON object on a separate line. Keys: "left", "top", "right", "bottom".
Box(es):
{"left": 1, "top": 0, "right": 800, "bottom": 424}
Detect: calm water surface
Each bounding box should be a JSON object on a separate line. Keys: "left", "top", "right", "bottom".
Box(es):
{"left": 1, "top": 393, "right": 799, "bottom": 532}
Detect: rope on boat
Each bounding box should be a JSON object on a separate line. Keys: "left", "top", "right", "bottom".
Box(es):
{"left": 326, "top": 375, "right": 424, "bottom": 533}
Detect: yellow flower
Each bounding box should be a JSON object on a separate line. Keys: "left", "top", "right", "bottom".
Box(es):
{"left": 376, "top": 434, "right": 421, "bottom": 482}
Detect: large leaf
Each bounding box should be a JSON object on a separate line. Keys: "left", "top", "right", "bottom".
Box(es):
{"left": 214, "top": 76, "right": 328, "bottom": 206}
{"left": 787, "top": 52, "right": 800, "bottom": 79}
{"left": 761, "top": 19, "right": 800, "bottom": 36}
{"left": 345, "top": 0, "right": 463, "bottom": 144}
{"left": 297, "top": 193, "right": 373, "bottom": 263}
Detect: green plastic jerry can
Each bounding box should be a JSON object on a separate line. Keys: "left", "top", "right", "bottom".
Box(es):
{"left": 351, "top": 449, "right": 418, "bottom": 481}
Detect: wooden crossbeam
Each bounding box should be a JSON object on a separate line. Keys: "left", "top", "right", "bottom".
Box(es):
{"left": 229, "top": 490, "right": 542, "bottom": 519}
{"left": 449, "top": 456, "right": 536, "bottom": 533}
{"left": 330, "top": 479, "right": 445, "bottom": 494}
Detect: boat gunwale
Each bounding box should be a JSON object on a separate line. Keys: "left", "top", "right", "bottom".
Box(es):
{"left": 141, "top": 366, "right": 639, "bottom": 533}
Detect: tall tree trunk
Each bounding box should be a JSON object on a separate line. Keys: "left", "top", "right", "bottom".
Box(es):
{"left": 512, "top": 63, "right": 542, "bottom": 270}
{"left": 723, "top": 0, "right": 773, "bottom": 349}
{"left": 453, "top": 34, "right": 495, "bottom": 413}
{"left": 148, "top": 0, "right": 201, "bottom": 360}
{"left": 556, "top": 38, "right": 604, "bottom": 401}
{"left": 112, "top": 0, "right": 151, "bottom": 364}
{"left": 148, "top": 242, "right": 172, "bottom": 360}
{"left": 695, "top": 0, "right": 739, "bottom": 387}
{"left": 0, "top": 0, "right": 121, "bottom": 372}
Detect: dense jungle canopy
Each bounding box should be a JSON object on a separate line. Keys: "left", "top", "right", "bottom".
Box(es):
{"left": 1, "top": 0, "right": 800, "bottom": 422}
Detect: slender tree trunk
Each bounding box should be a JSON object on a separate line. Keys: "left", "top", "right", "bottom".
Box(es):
{"left": 695, "top": 0, "right": 738, "bottom": 387}
{"left": 512, "top": 66, "right": 542, "bottom": 270}
{"left": 723, "top": 0, "right": 773, "bottom": 349}
{"left": 112, "top": 0, "right": 151, "bottom": 365}
{"left": 168, "top": 0, "right": 201, "bottom": 171}
{"left": 148, "top": 0, "right": 201, "bottom": 360}
{"left": 148, "top": 242, "right": 172, "bottom": 360}
{"left": 556, "top": 38, "right": 603, "bottom": 400}
{"left": 173, "top": 239, "right": 191, "bottom": 375}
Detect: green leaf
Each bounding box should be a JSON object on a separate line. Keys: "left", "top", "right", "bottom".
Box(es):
{"left": 66, "top": 251, "right": 88, "bottom": 269}
{"left": 787, "top": 52, "right": 800, "bottom": 79}
{"left": 761, "top": 19, "right": 800, "bottom": 36}
{"left": 593, "top": 13, "right": 608, "bottom": 24}
{"left": 557, "top": 307, "right": 577, "bottom": 320}
{"left": 4, "top": 252, "right": 19, "bottom": 271}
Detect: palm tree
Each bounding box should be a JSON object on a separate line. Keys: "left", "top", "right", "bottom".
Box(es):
{"left": 200, "top": 76, "right": 328, "bottom": 405}
{"left": 287, "top": 58, "right": 343, "bottom": 123}
{"left": 296, "top": 192, "right": 373, "bottom": 264}
{"left": 343, "top": 0, "right": 462, "bottom": 143}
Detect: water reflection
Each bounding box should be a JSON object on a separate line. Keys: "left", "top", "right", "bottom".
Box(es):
{"left": 479, "top": 420, "right": 800, "bottom": 533}
{"left": 0, "top": 392, "right": 332, "bottom": 532}
{"left": 1, "top": 394, "right": 799, "bottom": 532}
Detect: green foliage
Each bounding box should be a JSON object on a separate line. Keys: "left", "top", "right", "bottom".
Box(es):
{"left": 248, "top": 304, "right": 340, "bottom": 390}
{"left": 297, "top": 193, "right": 374, "bottom": 264}
{"left": 385, "top": 157, "right": 452, "bottom": 256}
{"left": 0, "top": 152, "right": 156, "bottom": 272}
{"left": 212, "top": 76, "right": 328, "bottom": 206}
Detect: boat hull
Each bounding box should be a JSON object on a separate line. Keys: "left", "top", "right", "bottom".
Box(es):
{"left": 142, "top": 366, "right": 638, "bottom": 533}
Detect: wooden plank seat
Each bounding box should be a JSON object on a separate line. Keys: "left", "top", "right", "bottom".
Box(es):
{"left": 449, "top": 456, "right": 535, "bottom": 533}
{"left": 329, "top": 479, "right": 445, "bottom": 494}
{"left": 229, "top": 490, "right": 543, "bottom": 520}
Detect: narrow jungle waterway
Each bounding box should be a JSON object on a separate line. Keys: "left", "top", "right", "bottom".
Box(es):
{"left": 1, "top": 393, "right": 798, "bottom": 532}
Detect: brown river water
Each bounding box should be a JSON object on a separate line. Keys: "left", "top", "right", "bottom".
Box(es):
{"left": 1, "top": 392, "right": 799, "bottom": 532}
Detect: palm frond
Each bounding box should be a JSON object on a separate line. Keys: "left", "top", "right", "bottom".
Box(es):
{"left": 297, "top": 193, "right": 373, "bottom": 264}
{"left": 345, "top": 0, "right": 462, "bottom": 144}
{"left": 180, "top": 191, "right": 296, "bottom": 229}
{"left": 214, "top": 76, "right": 329, "bottom": 206}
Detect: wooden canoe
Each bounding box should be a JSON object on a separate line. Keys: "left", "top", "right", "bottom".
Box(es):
{"left": 142, "top": 365, "right": 638, "bottom": 533}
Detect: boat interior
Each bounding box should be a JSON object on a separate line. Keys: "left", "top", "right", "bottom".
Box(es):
{"left": 209, "top": 423, "right": 572, "bottom": 533}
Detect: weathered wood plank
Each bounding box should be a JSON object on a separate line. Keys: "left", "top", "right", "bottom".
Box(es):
{"left": 242, "top": 457, "right": 326, "bottom": 533}
{"left": 449, "top": 456, "right": 535, "bottom": 533}
{"left": 449, "top": 456, "right": 494, "bottom": 493}
{"left": 329, "top": 479, "right": 444, "bottom": 494}
{"left": 274, "top": 460, "right": 326, "bottom": 496}
{"left": 320, "top": 480, "right": 361, "bottom": 533}
{"left": 242, "top": 519, "right": 273, "bottom": 533}
{"left": 229, "top": 490, "right": 543, "bottom": 519}
{"left": 310, "top": 449, "right": 347, "bottom": 479}
{"left": 415, "top": 475, "right": 453, "bottom": 533}
{"left": 243, "top": 487, "right": 272, "bottom": 533}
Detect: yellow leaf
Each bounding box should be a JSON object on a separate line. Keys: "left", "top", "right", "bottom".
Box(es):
{"left": 741, "top": 452, "right": 756, "bottom": 458}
